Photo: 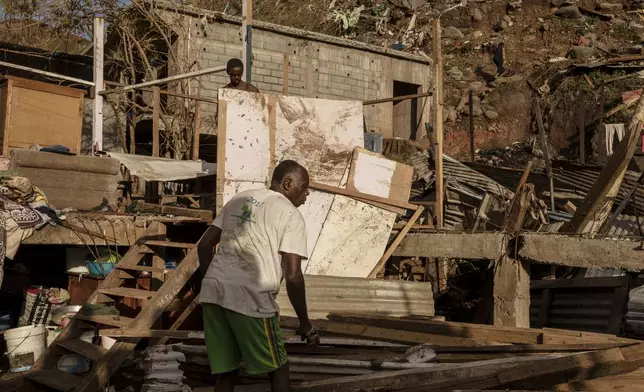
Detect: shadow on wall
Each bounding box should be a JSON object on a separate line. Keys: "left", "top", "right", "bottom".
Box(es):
{"left": 82, "top": 98, "right": 125, "bottom": 154}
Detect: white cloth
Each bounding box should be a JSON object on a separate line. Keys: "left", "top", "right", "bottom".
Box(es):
{"left": 605, "top": 123, "right": 625, "bottom": 156}
{"left": 200, "top": 188, "right": 308, "bottom": 318}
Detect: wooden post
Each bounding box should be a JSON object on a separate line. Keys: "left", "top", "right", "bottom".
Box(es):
{"left": 469, "top": 89, "right": 474, "bottom": 161}
{"left": 534, "top": 98, "right": 555, "bottom": 212}
{"left": 432, "top": 19, "right": 444, "bottom": 228}
{"left": 283, "top": 54, "right": 289, "bottom": 95}
{"left": 152, "top": 87, "right": 160, "bottom": 157}
{"left": 92, "top": 17, "right": 105, "bottom": 154}
{"left": 192, "top": 77, "right": 201, "bottom": 160}
{"left": 242, "top": 0, "right": 253, "bottom": 83}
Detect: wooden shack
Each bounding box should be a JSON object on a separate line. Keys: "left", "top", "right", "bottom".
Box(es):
{"left": 0, "top": 76, "right": 84, "bottom": 155}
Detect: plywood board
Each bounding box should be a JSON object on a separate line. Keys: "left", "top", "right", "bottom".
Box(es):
{"left": 217, "top": 90, "right": 363, "bottom": 258}
{"left": 0, "top": 77, "right": 83, "bottom": 155}
{"left": 347, "top": 147, "right": 413, "bottom": 204}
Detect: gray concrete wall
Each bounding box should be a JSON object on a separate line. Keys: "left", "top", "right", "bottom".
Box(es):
{"left": 165, "top": 10, "right": 432, "bottom": 139}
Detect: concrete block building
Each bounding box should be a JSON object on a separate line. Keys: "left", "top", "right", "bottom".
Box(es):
{"left": 157, "top": 2, "right": 432, "bottom": 140}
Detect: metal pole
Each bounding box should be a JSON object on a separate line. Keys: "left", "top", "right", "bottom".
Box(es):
{"left": 534, "top": 98, "right": 556, "bottom": 212}
{"left": 242, "top": 0, "right": 253, "bottom": 84}
{"left": 92, "top": 17, "right": 105, "bottom": 153}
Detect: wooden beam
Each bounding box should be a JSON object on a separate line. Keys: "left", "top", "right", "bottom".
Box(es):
{"left": 561, "top": 94, "right": 644, "bottom": 234}
{"left": 92, "top": 17, "right": 105, "bottom": 153}
{"left": 432, "top": 18, "right": 444, "bottom": 229}
{"left": 0, "top": 60, "right": 94, "bottom": 86}
{"left": 100, "top": 65, "right": 227, "bottom": 95}
{"left": 393, "top": 232, "right": 506, "bottom": 260}
{"left": 534, "top": 99, "right": 555, "bottom": 212}
{"left": 152, "top": 86, "right": 160, "bottom": 157}
{"left": 309, "top": 181, "right": 417, "bottom": 212}
{"left": 519, "top": 233, "right": 644, "bottom": 270}
{"left": 136, "top": 201, "right": 213, "bottom": 221}
{"left": 242, "top": 0, "right": 253, "bottom": 83}
{"left": 280, "top": 318, "right": 498, "bottom": 346}
{"left": 362, "top": 92, "right": 432, "bottom": 105}
{"left": 192, "top": 77, "right": 201, "bottom": 160}
{"left": 368, "top": 206, "right": 424, "bottom": 278}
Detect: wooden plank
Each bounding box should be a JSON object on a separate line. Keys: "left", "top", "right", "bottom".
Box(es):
{"left": 215, "top": 98, "right": 227, "bottom": 213}
{"left": 152, "top": 86, "right": 160, "bottom": 157}
{"left": 561, "top": 95, "right": 644, "bottom": 234}
{"left": 192, "top": 76, "right": 201, "bottom": 160}
{"left": 346, "top": 147, "right": 414, "bottom": 205}
{"left": 143, "top": 240, "right": 196, "bottom": 249}
{"left": 98, "top": 329, "right": 204, "bottom": 339}
{"left": 74, "top": 314, "right": 134, "bottom": 328}
{"left": 432, "top": 18, "right": 444, "bottom": 229}
{"left": 242, "top": 0, "right": 253, "bottom": 83}
{"left": 151, "top": 222, "right": 167, "bottom": 293}
{"left": 137, "top": 202, "right": 213, "bottom": 221}
{"left": 280, "top": 318, "right": 497, "bottom": 346}
{"left": 363, "top": 92, "right": 433, "bottom": 105}
{"left": 26, "top": 368, "right": 82, "bottom": 391}
{"left": 117, "top": 264, "right": 171, "bottom": 274}
{"left": 535, "top": 99, "right": 555, "bottom": 212}
{"left": 98, "top": 287, "right": 155, "bottom": 300}
{"left": 310, "top": 181, "right": 418, "bottom": 211}
{"left": 57, "top": 338, "right": 107, "bottom": 362}
{"left": 368, "top": 206, "right": 424, "bottom": 278}
{"left": 324, "top": 314, "right": 543, "bottom": 345}
{"left": 101, "top": 66, "right": 227, "bottom": 95}
{"left": 158, "top": 296, "right": 200, "bottom": 345}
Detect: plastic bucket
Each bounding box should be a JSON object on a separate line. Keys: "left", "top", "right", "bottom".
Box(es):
{"left": 4, "top": 325, "right": 47, "bottom": 372}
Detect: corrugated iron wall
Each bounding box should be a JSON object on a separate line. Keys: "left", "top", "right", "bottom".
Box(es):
{"left": 277, "top": 275, "right": 434, "bottom": 320}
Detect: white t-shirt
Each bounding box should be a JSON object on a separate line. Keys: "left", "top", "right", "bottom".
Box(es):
{"left": 200, "top": 188, "right": 308, "bottom": 318}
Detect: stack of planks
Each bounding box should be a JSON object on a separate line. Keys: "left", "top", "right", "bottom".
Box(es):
{"left": 112, "top": 312, "right": 644, "bottom": 392}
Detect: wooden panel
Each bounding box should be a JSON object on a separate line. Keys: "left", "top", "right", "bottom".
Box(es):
{"left": 3, "top": 78, "right": 83, "bottom": 154}
{"left": 16, "top": 168, "right": 117, "bottom": 192}
{"left": 10, "top": 149, "right": 120, "bottom": 174}
{"left": 346, "top": 147, "right": 413, "bottom": 204}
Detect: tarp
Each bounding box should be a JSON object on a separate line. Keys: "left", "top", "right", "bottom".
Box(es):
{"left": 107, "top": 153, "right": 216, "bottom": 182}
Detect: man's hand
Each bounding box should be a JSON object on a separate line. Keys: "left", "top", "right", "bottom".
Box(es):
{"left": 299, "top": 322, "right": 320, "bottom": 347}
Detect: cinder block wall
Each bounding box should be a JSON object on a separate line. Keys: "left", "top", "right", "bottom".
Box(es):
{"left": 164, "top": 9, "right": 432, "bottom": 140}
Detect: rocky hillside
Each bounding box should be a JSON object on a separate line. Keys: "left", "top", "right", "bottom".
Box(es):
{"left": 201, "top": 0, "right": 644, "bottom": 166}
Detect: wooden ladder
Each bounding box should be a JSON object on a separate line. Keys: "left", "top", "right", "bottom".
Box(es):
{"left": 18, "top": 220, "right": 201, "bottom": 392}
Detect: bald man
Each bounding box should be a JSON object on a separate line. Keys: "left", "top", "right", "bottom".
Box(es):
{"left": 224, "top": 58, "right": 259, "bottom": 92}
{"left": 197, "top": 160, "right": 318, "bottom": 392}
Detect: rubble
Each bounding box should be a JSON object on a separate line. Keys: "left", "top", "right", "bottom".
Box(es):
{"left": 555, "top": 5, "right": 584, "bottom": 19}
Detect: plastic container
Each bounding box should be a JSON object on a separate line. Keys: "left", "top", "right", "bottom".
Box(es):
{"left": 87, "top": 261, "right": 115, "bottom": 277}
{"left": 0, "top": 311, "right": 12, "bottom": 331}
{"left": 4, "top": 325, "right": 47, "bottom": 372}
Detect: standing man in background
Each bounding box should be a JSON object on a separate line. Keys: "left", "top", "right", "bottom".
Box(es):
{"left": 225, "top": 58, "right": 260, "bottom": 92}
{"left": 197, "top": 160, "right": 319, "bottom": 392}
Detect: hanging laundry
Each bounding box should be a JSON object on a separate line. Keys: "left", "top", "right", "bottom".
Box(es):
{"left": 605, "top": 123, "right": 625, "bottom": 156}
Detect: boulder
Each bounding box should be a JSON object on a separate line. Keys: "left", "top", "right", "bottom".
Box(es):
{"left": 485, "top": 110, "right": 499, "bottom": 120}
{"left": 598, "top": 2, "right": 623, "bottom": 11}
{"left": 472, "top": 8, "right": 484, "bottom": 22}
{"left": 567, "top": 46, "right": 596, "bottom": 60}
{"left": 555, "top": 6, "right": 583, "bottom": 19}
{"left": 443, "top": 26, "right": 465, "bottom": 39}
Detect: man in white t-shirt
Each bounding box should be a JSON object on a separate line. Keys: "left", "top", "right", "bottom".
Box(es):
{"left": 197, "top": 160, "right": 319, "bottom": 392}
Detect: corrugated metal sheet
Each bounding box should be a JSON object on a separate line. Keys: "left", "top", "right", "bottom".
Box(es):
{"left": 551, "top": 163, "right": 644, "bottom": 216}
{"left": 277, "top": 275, "right": 434, "bottom": 320}
{"left": 444, "top": 156, "right": 513, "bottom": 199}
{"left": 540, "top": 212, "right": 643, "bottom": 238}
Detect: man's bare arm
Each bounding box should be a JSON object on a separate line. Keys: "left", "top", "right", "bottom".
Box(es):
{"left": 282, "top": 253, "right": 312, "bottom": 333}
{"left": 197, "top": 226, "right": 222, "bottom": 277}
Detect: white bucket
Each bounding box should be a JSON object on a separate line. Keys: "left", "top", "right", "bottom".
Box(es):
{"left": 4, "top": 325, "right": 47, "bottom": 372}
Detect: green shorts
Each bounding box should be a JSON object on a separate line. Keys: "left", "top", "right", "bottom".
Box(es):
{"left": 202, "top": 303, "right": 288, "bottom": 375}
